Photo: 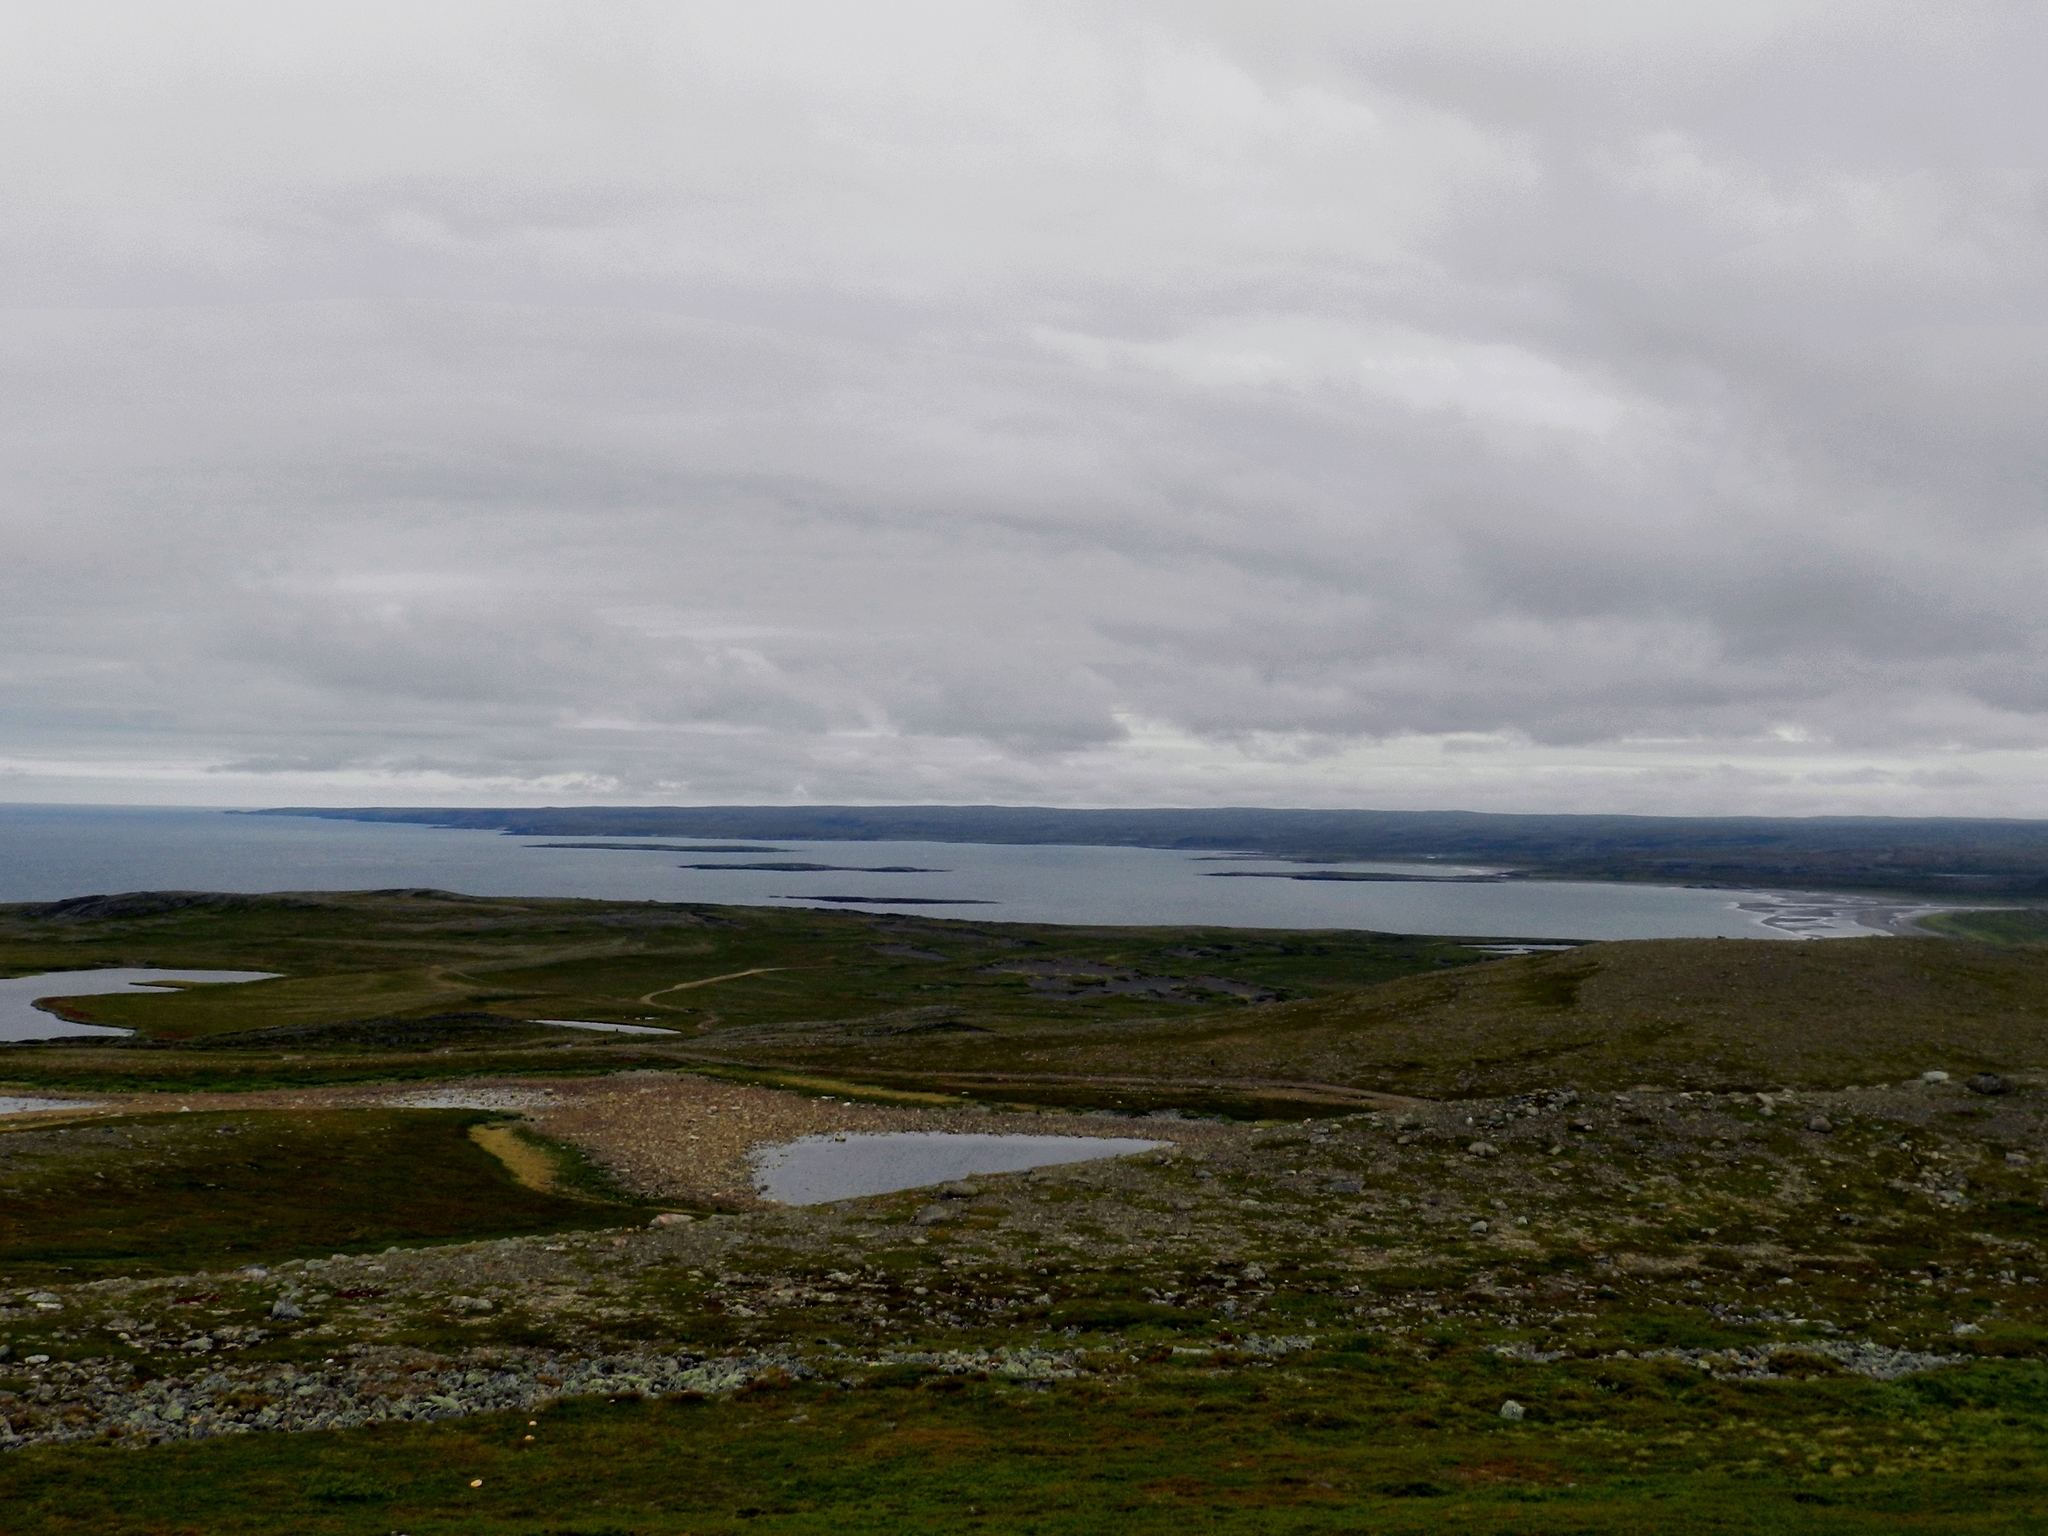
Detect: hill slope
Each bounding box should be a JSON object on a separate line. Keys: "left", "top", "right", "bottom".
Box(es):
{"left": 726, "top": 937, "right": 2048, "bottom": 1099}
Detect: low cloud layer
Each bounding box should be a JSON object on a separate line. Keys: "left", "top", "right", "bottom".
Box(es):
{"left": 3, "top": 3, "right": 2044, "bottom": 813}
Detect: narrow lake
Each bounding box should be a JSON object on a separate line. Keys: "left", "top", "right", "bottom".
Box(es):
{"left": 0, "top": 806, "right": 1919, "bottom": 941}
{"left": 0, "top": 968, "right": 279, "bottom": 1042}
{"left": 751, "top": 1131, "right": 1167, "bottom": 1205}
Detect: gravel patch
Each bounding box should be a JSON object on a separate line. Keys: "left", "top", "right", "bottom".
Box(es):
{"left": 0, "top": 1097, "right": 102, "bottom": 1117}
{"left": 382, "top": 1087, "right": 562, "bottom": 1113}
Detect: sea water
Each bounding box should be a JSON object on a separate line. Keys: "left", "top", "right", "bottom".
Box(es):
{"left": 0, "top": 805, "right": 1909, "bottom": 940}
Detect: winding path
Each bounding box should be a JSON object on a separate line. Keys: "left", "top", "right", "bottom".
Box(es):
{"left": 638, "top": 967, "right": 789, "bottom": 1008}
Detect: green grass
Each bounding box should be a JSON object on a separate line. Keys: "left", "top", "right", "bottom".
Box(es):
{"left": 1922, "top": 909, "right": 2048, "bottom": 948}
{"left": 760, "top": 935, "right": 2048, "bottom": 1100}
{"left": 0, "top": 891, "right": 1486, "bottom": 1043}
{"left": 4, "top": 1355, "right": 2047, "bottom": 1533}
{"left": 0, "top": 890, "right": 1495, "bottom": 1108}
{"left": 0, "top": 1109, "right": 650, "bottom": 1284}
{"left": 22, "top": 894, "right": 2048, "bottom": 1109}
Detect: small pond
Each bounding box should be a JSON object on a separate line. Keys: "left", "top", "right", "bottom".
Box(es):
{"left": 751, "top": 1130, "right": 1167, "bottom": 1205}
{"left": 0, "top": 968, "right": 279, "bottom": 1042}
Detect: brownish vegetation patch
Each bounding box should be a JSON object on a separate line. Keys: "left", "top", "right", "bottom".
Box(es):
{"left": 751, "top": 937, "right": 2048, "bottom": 1099}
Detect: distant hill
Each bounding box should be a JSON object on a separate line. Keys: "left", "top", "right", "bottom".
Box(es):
{"left": 246, "top": 804, "right": 2048, "bottom": 897}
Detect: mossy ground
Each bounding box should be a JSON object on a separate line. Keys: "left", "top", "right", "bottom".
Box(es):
{"left": 0, "top": 890, "right": 1481, "bottom": 1044}
{"left": 1925, "top": 909, "right": 2048, "bottom": 948}
{"left": 0, "top": 1109, "right": 649, "bottom": 1285}
{"left": 4, "top": 1077, "right": 2046, "bottom": 1531}
{"left": 0, "top": 891, "right": 1487, "bottom": 1111}
{"left": 3, "top": 893, "right": 2048, "bottom": 1530}
{"left": 3, "top": 1354, "right": 2047, "bottom": 1533}
{"left": 735, "top": 936, "right": 2048, "bottom": 1100}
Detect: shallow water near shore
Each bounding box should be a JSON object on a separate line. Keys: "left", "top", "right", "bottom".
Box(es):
{"left": 751, "top": 1130, "right": 1167, "bottom": 1205}
{"left": 0, "top": 967, "right": 279, "bottom": 1042}
{"left": 0, "top": 804, "right": 1925, "bottom": 940}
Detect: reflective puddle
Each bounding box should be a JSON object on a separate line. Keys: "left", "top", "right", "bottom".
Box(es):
{"left": 0, "top": 968, "right": 280, "bottom": 1042}
{"left": 751, "top": 1130, "right": 1166, "bottom": 1205}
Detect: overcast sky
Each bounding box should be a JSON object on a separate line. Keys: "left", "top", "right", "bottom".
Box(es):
{"left": 4, "top": 2, "right": 2044, "bottom": 815}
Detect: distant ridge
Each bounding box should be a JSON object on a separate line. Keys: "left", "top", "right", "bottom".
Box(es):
{"left": 245, "top": 806, "right": 2048, "bottom": 897}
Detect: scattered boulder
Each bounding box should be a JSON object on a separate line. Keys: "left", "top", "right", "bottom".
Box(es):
{"left": 1922, "top": 1071, "right": 1950, "bottom": 1084}
{"left": 448, "top": 1296, "right": 494, "bottom": 1314}
{"left": 1467, "top": 1142, "right": 1500, "bottom": 1159}
{"left": 911, "top": 1204, "right": 958, "bottom": 1227}
{"left": 1806, "top": 1116, "right": 1833, "bottom": 1134}
{"left": 937, "top": 1181, "right": 982, "bottom": 1199}
{"left": 650, "top": 1212, "right": 696, "bottom": 1227}
{"left": 269, "top": 1299, "right": 305, "bottom": 1321}
{"left": 1967, "top": 1074, "right": 2012, "bottom": 1096}
{"left": 1500, "top": 1400, "right": 1526, "bottom": 1421}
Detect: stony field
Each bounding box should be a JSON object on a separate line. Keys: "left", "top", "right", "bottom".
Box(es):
{"left": 4, "top": 1072, "right": 2044, "bottom": 1468}
{"left": 4, "top": 894, "right": 2048, "bottom": 1530}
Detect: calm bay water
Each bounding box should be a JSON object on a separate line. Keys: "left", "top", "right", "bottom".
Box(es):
{"left": 0, "top": 804, "right": 1905, "bottom": 941}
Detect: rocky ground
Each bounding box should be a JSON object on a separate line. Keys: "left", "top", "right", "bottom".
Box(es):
{"left": 2, "top": 1069, "right": 2044, "bottom": 1455}
{"left": 2, "top": 1073, "right": 1240, "bottom": 1209}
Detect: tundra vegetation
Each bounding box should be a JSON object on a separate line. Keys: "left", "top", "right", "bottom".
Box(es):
{"left": 0, "top": 889, "right": 2046, "bottom": 1532}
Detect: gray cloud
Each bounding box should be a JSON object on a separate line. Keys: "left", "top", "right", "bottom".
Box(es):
{"left": 2, "top": 2, "right": 2044, "bottom": 814}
